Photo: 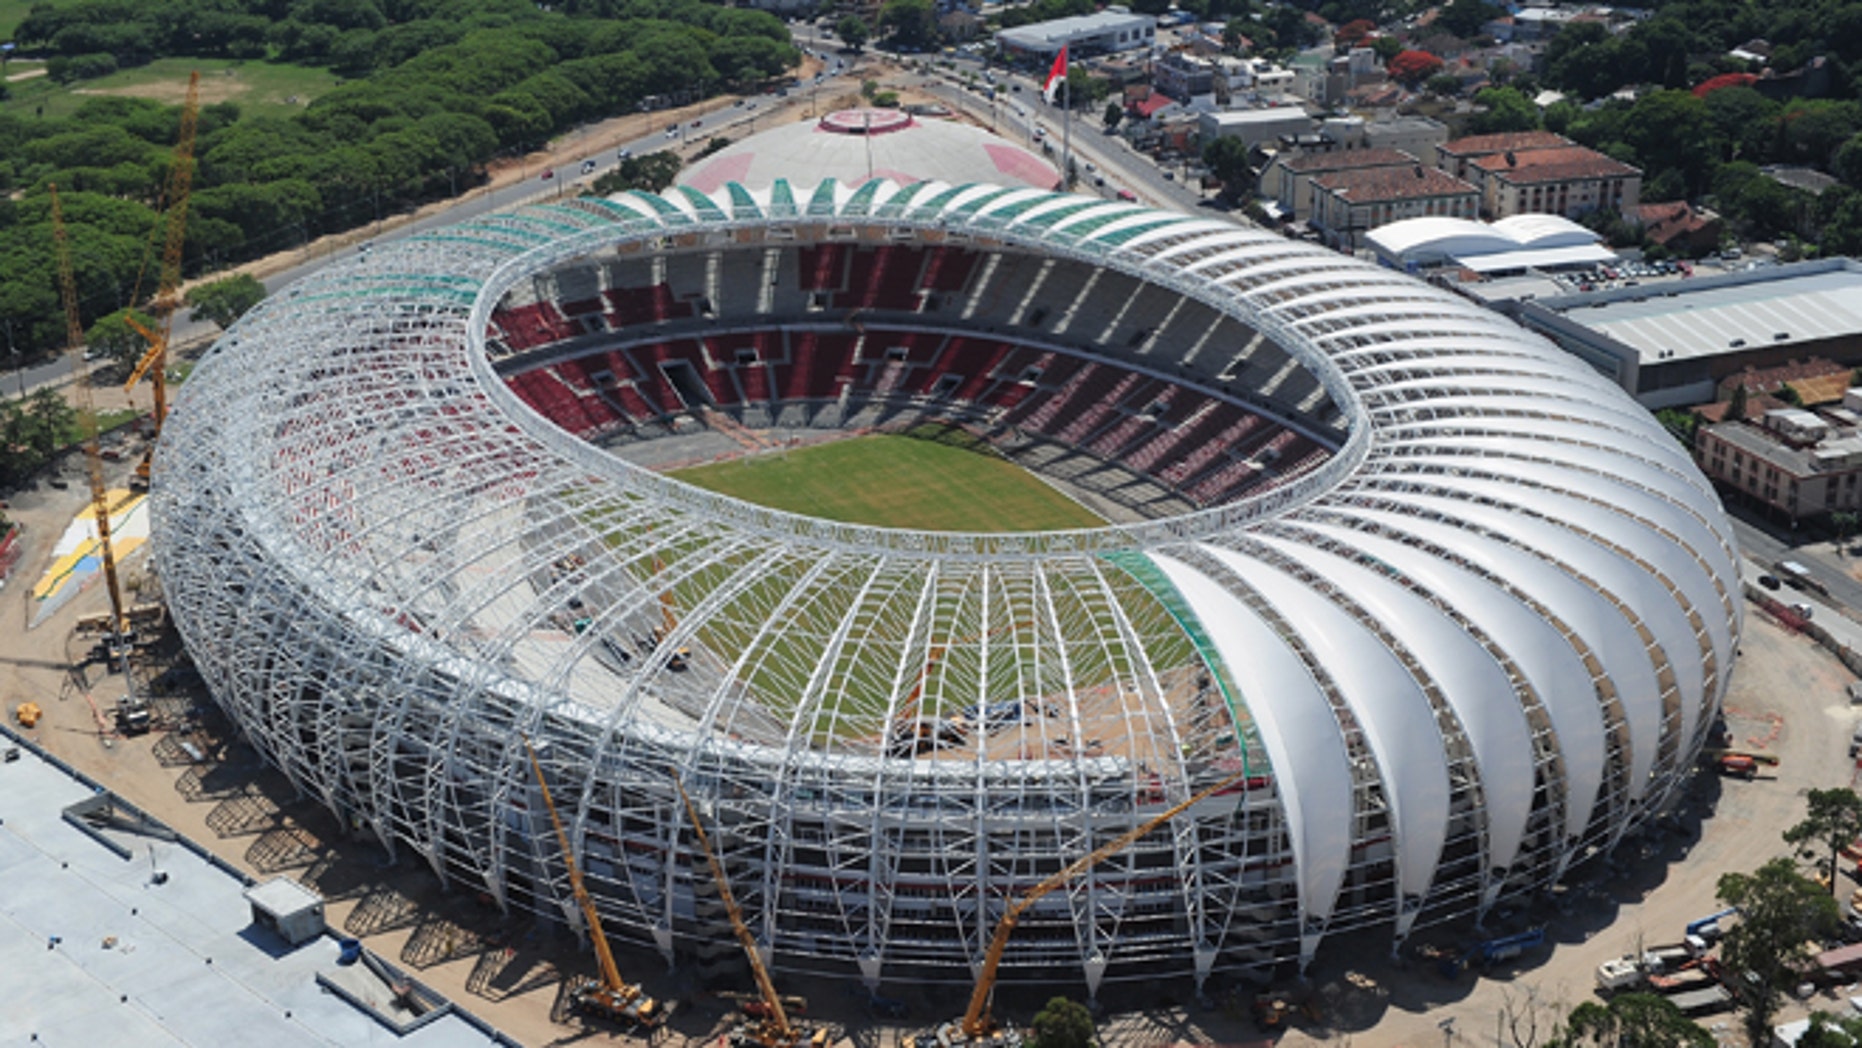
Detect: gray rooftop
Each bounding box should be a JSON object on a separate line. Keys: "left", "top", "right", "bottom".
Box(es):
{"left": 1538, "top": 259, "right": 1862, "bottom": 365}
{"left": 0, "top": 730, "right": 513, "bottom": 1047}
{"left": 995, "top": 8, "right": 1152, "bottom": 47}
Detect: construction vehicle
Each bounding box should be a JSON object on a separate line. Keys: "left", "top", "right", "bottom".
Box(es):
{"left": 886, "top": 621, "right": 1031, "bottom": 757}
{"left": 674, "top": 774, "right": 825, "bottom": 1048}
{"left": 911, "top": 770, "right": 1248, "bottom": 1048}
{"left": 121, "top": 70, "right": 200, "bottom": 492}
{"left": 1700, "top": 748, "right": 1778, "bottom": 767}
{"left": 52, "top": 183, "right": 134, "bottom": 666}
{"left": 1686, "top": 906, "right": 1737, "bottom": 945}
{"left": 523, "top": 739, "right": 664, "bottom": 1029}
{"left": 1437, "top": 927, "right": 1546, "bottom": 979}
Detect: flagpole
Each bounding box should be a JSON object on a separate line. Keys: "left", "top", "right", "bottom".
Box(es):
{"left": 1061, "top": 60, "right": 1072, "bottom": 192}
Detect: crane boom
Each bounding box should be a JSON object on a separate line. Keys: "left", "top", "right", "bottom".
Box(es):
{"left": 51, "top": 183, "right": 129, "bottom": 641}
{"left": 123, "top": 69, "right": 200, "bottom": 489}
{"left": 525, "top": 739, "right": 640, "bottom": 1014}
{"left": 958, "top": 770, "right": 1247, "bottom": 1038}
{"left": 674, "top": 774, "right": 794, "bottom": 1040}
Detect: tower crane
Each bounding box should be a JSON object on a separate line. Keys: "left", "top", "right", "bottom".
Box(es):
{"left": 523, "top": 739, "right": 664, "bottom": 1029}
{"left": 122, "top": 70, "right": 201, "bottom": 492}
{"left": 915, "top": 769, "right": 1248, "bottom": 1048}
{"left": 674, "top": 773, "right": 827, "bottom": 1048}
{"left": 52, "top": 184, "right": 133, "bottom": 660}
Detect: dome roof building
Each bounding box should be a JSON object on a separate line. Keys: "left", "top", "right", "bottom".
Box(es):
{"left": 679, "top": 108, "right": 1060, "bottom": 192}
{"left": 152, "top": 177, "right": 1741, "bottom": 1000}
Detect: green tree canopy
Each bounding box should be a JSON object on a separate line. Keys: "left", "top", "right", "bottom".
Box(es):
{"left": 1784, "top": 788, "right": 1862, "bottom": 894}
{"left": 184, "top": 274, "right": 268, "bottom": 331}
{"left": 837, "top": 15, "right": 871, "bottom": 51}
{"left": 1718, "top": 858, "right": 1841, "bottom": 1043}
{"left": 1556, "top": 992, "right": 1714, "bottom": 1048}
{"left": 1469, "top": 86, "right": 1541, "bottom": 134}
{"left": 1028, "top": 996, "right": 1095, "bottom": 1048}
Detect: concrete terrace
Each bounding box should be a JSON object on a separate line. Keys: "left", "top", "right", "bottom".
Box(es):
{"left": 0, "top": 727, "right": 512, "bottom": 1047}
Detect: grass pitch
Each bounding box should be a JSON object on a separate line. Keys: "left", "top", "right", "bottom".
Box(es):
{"left": 670, "top": 430, "right": 1105, "bottom": 533}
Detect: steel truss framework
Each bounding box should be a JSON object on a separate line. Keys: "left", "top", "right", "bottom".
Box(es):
{"left": 152, "top": 178, "right": 1742, "bottom": 998}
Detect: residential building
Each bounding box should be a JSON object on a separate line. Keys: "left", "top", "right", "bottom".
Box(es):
{"left": 1634, "top": 200, "right": 1722, "bottom": 255}
{"left": 1696, "top": 404, "right": 1862, "bottom": 522}
{"left": 1470, "top": 145, "right": 1641, "bottom": 219}
{"left": 995, "top": 7, "right": 1155, "bottom": 60}
{"left": 1308, "top": 165, "right": 1481, "bottom": 250}
{"left": 1434, "top": 129, "right": 1569, "bottom": 181}
{"left": 1262, "top": 147, "right": 1418, "bottom": 221}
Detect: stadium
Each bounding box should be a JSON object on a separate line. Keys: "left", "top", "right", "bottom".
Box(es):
{"left": 150, "top": 170, "right": 1743, "bottom": 998}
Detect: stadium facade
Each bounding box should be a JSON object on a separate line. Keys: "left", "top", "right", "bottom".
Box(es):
{"left": 152, "top": 177, "right": 1742, "bottom": 996}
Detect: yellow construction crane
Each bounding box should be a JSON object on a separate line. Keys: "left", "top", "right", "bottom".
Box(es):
{"left": 122, "top": 70, "right": 201, "bottom": 491}
{"left": 51, "top": 183, "right": 132, "bottom": 652}
{"left": 674, "top": 774, "right": 826, "bottom": 1048}
{"left": 523, "top": 739, "right": 664, "bottom": 1029}
{"left": 920, "top": 770, "right": 1248, "bottom": 1048}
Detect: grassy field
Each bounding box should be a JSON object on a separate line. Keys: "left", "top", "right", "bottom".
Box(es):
{"left": 0, "top": 0, "right": 33, "bottom": 39}
{"left": 2, "top": 57, "right": 339, "bottom": 121}
{"left": 670, "top": 431, "right": 1105, "bottom": 533}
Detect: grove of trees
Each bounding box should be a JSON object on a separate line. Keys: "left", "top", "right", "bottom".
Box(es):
{"left": 0, "top": 0, "right": 798, "bottom": 364}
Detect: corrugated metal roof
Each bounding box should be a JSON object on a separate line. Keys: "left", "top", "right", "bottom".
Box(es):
{"left": 1571, "top": 266, "right": 1862, "bottom": 364}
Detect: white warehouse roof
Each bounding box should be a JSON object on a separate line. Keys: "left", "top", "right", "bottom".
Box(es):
{"left": 1369, "top": 213, "right": 1612, "bottom": 271}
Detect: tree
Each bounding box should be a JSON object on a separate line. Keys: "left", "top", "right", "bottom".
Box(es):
{"left": 84, "top": 308, "right": 156, "bottom": 365}
{"left": 1469, "top": 86, "right": 1541, "bottom": 134}
{"left": 1725, "top": 382, "right": 1748, "bottom": 421}
{"left": 1556, "top": 993, "right": 1714, "bottom": 1047}
{"left": 1785, "top": 788, "right": 1862, "bottom": 893}
{"left": 836, "top": 15, "right": 870, "bottom": 52}
{"left": 1833, "top": 512, "right": 1861, "bottom": 555}
{"left": 879, "top": 0, "right": 937, "bottom": 52}
{"left": 1202, "top": 136, "right": 1253, "bottom": 198}
{"left": 23, "top": 387, "right": 76, "bottom": 462}
{"left": 588, "top": 151, "right": 683, "bottom": 195}
{"left": 1437, "top": 0, "right": 1501, "bottom": 39}
{"left": 1387, "top": 50, "right": 1445, "bottom": 88}
{"left": 184, "top": 274, "right": 267, "bottom": 331}
{"left": 1718, "top": 858, "right": 1841, "bottom": 1044}
{"left": 1103, "top": 101, "right": 1124, "bottom": 131}
{"left": 1654, "top": 408, "right": 1700, "bottom": 449}
{"left": 1028, "top": 996, "right": 1095, "bottom": 1048}
{"left": 1798, "top": 1013, "right": 1862, "bottom": 1047}
{"left": 1426, "top": 72, "right": 1464, "bottom": 97}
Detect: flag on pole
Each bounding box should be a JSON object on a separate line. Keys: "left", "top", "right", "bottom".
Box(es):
{"left": 1042, "top": 45, "right": 1068, "bottom": 104}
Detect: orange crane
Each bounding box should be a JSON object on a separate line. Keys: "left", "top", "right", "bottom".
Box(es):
{"left": 524, "top": 739, "right": 665, "bottom": 1029}
{"left": 674, "top": 774, "right": 827, "bottom": 1048}
{"left": 917, "top": 769, "right": 1248, "bottom": 1048}
{"left": 887, "top": 620, "right": 1031, "bottom": 757}
{"left": 122, "top": 70, "right": 201, "bottom": 492}
{"left": 51, "top": 183, "right": 132, "bottom": 653}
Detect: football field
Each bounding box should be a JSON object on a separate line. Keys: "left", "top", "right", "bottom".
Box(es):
{"left": 669, "top": 431, "right": 1105, "bottom": 532}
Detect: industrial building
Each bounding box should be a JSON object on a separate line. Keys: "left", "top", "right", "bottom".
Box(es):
{"left": 151, "top": 161, "right": 1742, "bottom": 1001}
{"left": 1505, "top": 258, "right": 1862, "bottom": 408}
{"left": 993, "top": 6, "right": 1154, "bottom": 60}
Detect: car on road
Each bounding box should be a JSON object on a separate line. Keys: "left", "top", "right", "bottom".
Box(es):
{"left": 1163, "top": 170, "right": 1176, "bottom": 180}
{"left": 1758, "top": 574, "right": 1780, "bottom": 589}
{"left": 1116, "top": 188, "right": 1137, "bottom": 201}
{"left": 618, "top": 148, "right": 632, "bottom": 160}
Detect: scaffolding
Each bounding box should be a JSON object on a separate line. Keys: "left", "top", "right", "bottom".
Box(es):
{"left": 150, "top": 181, "right": 1743, "bottom": 997}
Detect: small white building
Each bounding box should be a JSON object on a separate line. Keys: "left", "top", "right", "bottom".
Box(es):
{"left": 244, "top": 877, "right": 326, "bottom": 947}
{"left": 1198, "top": 107, "right": 1315, "bottom": 150}
{"left": 995, "top": 7, "right": 1155, "bottom": 60}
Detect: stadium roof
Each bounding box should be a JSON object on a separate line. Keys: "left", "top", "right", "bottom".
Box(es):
{"left": 1534, "top": 259, "right": 1862, "bottom": 364}
{"left": 0, "top": 732, "right": 508, "bottom": 1047}
{"left": 680, "top": 109, "right": 1059, "bottom": 193}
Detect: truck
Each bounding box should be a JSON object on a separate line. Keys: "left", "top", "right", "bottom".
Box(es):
{"left": 1668, "top": 984, "right": 1735, "bottom": 1017}
{"left": 1647, "top": 966, "right": 1717, "bottom": 995}
{"left": 1595, "top": 956, "right": 1645, "bottom": 995}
